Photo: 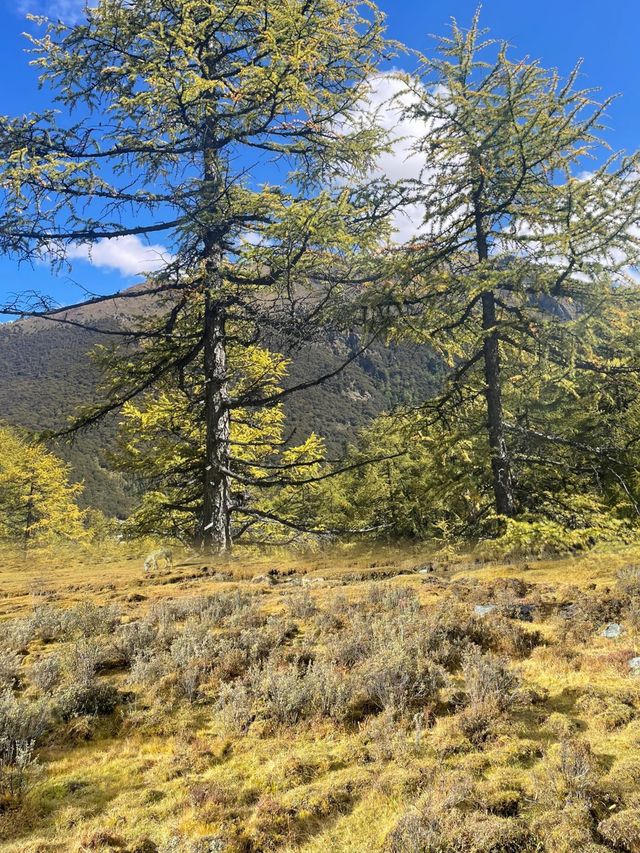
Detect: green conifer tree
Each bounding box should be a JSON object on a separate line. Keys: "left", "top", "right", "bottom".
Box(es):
{"left": 0, "top": 424, "right": 86, "bottom": 549}
{"left": 388, "top": 12, "right": 640, "bottom": 521}
{"left": 0, "top": 0, "right": 396, "bottom": 552}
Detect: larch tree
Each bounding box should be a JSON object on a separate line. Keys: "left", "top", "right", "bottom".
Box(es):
{"left": 0, "top": 424, "right": 86, "bottom": 549}
{"left": 388, "top": 13, "right": 640, "bottom": 522}
{"left": 0, "top": 0, "right": 398, "bottom": 553}
{"left": 112, "top": 330, "right": 327, "bottom": 545}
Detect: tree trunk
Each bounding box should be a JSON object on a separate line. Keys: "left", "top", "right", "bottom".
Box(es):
{"left": 23, "top": 475, "right": 35, "bottom": 556}
{"left": 481, "top": 288, "right": 516, "bottom": 517}
{"left": 201, "top": 65, "right": 233, "bottom": 554}
{"left": 201, "top": 285, "right": 233, "bottom": 554}
{"left": 473, "top": 187, "right": 516, "bottom": 518}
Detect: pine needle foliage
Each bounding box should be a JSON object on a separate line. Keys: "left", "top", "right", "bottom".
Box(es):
{"left": 0, "top": 424, "right": 86, "bottom": 548}
{"left": 384, "top": 12, "right": 640, "bottom": 523}
{"left": 111, "top": 316, "right": 326, "bottom": 545}
{"left": 0, "top": 0, "right": 398, "bottom": 552}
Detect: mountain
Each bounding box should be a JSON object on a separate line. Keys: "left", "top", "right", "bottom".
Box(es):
{"left": 0, "top": 291, "right": 442, "bottom": 516}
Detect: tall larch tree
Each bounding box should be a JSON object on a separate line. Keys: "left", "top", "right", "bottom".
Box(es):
{"left": 0, "top": 0, "right": 397, "bottom": 553}
{"left": 390, "top": 13, "right": 640, "bottom": 521}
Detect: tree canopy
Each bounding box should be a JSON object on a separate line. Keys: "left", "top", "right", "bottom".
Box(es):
{"left": 0, "top": 0, "right": 398, "bottom": 553}
{"left": 3, "top": 8, "right": 640, "bottom": 554}
{"left": 0, "top": 424, "right": 86, "bottom": 548}
{"left": 382, "top": 13, "right": 640, "bottom": 525}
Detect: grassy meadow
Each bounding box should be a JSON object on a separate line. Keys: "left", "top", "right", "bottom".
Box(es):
{"left": 3, "top": 543, "right": 640, "bottom": 852}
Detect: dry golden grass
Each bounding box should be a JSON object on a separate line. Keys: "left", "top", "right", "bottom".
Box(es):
{"left": 2, "top": 541, "right": 640, "bottom": 852}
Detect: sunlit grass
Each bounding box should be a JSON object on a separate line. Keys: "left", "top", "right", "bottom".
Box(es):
{"left": 3, "top": 541, "right": 640, "bottom": 851}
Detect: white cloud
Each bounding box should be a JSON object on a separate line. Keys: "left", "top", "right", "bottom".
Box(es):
{"left": 360, "top": 73, "right": 428, "bottom": 185}
{"left": 348, "top": 72, "right": 439, "bottom": 242}
{"left": 358, "top": 76, "right": 640, "bottom": 282}
{"left": 67, "top": 235, "right": 173, "bottom": 277}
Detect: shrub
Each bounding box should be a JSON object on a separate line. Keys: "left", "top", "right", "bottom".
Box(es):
{"left": 385, "top": 813, "right": 437, "bottom": 853}
{"left": 79, "top": 830, "right": 128, "bottom": 850}
{"left": 177, "top": 664, "right": 204, "bottom": 704}
{"left": 169, "top": 621, "right": 216, "bottom": 672}
{"left": 215, "top": 641, "right": 250, "bottom": 682}
{"left": 554, "top": 589, "right": 623, "bottom": 646}
{"left": 311, "top": 608, "right": 343, "bottom": 635}
{"left": 198, "top": 590, "right": 253, "bottom": 625}
{"left": 113, "top": 619, "right": 158, "bottom": 665}
{"left": 362, "top": 709, "right": 421, "bottom": 763}
{"left": 284, "top": 591, "right": 317, "bottom": 619}
{"left": 598, "top": 809, "right": 640, "bottom": 852}
{"left": 148, "top": 601, "right": 180, "bottom": 638}
{"left": 384, "top": 773, "right": 540, "bottom": 853}
{"left": 207, "top": 620, "right": 297, "bottom": 685}
{"left": 224, "top": 603, "right": 266, "bottom": 631}
{"left": 29, "top": 604, "right": 66, "bottom": 643}
{"left": 0, "top": 690, "right": 50, "bottom": 803}
{"left": 487, "top": 617, "right": 542, "bottom": 659}
{"left": 359, "top": 648, "right": 446, "bottom": 715}
{"left": 216, "top": 681, "right": 254, "bottom": 734}
{"left": 422, "top": 603, "right": 494, "bottom": 669}
{"left": 56, "top": 680, "right": 121, "bottom": 720}
{"left": 250, "top": 662, "right": 310, "bottom": 725}
{"left": 63, "top": 602, "right": 121, "bottom": 639}
{"left": 127, "top": 618, "right": 220, "bottom": 702}
{"left": 125, "top": 613, "right": 302, "bottom": 703}
{"left": 543, "top": 712, "right": 578, "bottom": 740}
{"left": 537, "top": 739, "right": 599, "bottom": 808}
{"left": 30, "top": 654, "right": 62, "bottom": 694}
{"left": 65, "top": 639, "right": 104, "bottom": 685}
{"left": 129, "top": 650, "right": 172, "bottom": 689}
{"left": 455, "top": 701, "right": 505, "bottom": 746}
{"left": 4, "top": 618, "right": 33, "bottom": 653}
{"left": 0, "top": 649, "right": 21, "bottom": 690}
{"left": 461, "top": 648, "right": 519, "bottom": 712}
{"left": 532, "top": 802, "right": 598, "bottom": 853}
{"left": 217, "top": 658, "right": 358, "bottom": 729}
{"left": 626, "top": 599, "right": 640, "bottom": 633}
{"left": 306, "top": 660, "right": 355, "bottom": 721}
{"left": 461, "top": 815, "right": 540, "bottom": 852}
{"left": 328, "top": 614, "right": 373, "bottom": 667}
{"left": 365, "top": 583, "right": 420, "bottom": 613}
{"left": 251, "top": 795, "right": 297, "bottom": 850}
{"left": 386, "top": 812, "right": 539, "bottom": 853}
{"left": 0, "top": 737, "right": 37, "bottom": 804}
{"left": 0, "top": 690, "right": 51, "bottom": 747}
{"left": 575, "top": 690, "right": 636, "bottom": 732}
{"left": 617, "top": 565, "right": 640, "bottom": 597}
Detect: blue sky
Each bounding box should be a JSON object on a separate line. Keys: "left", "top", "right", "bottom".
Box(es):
{"left": 0, "top": 0, "right": 639, "bottom": 312}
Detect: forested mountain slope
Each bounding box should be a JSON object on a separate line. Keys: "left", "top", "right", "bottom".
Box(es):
{"left": 0, "top": 296, "right": 442, "bottom": 516}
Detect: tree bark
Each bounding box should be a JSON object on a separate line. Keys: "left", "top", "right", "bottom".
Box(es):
{"left": 23, "top": 475, "right": 35, "bottom": 555}
{"left": 474, "top": 187, "right": 516, "bottom": 517}
{"left": 200, "top": 38, "right": 233, "bottom": 555}
{"left": 201, "top": 285, "right": 233, "bottom": 554}
{"left": 481, "top": 288, "right": 516, "bottom": 517}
